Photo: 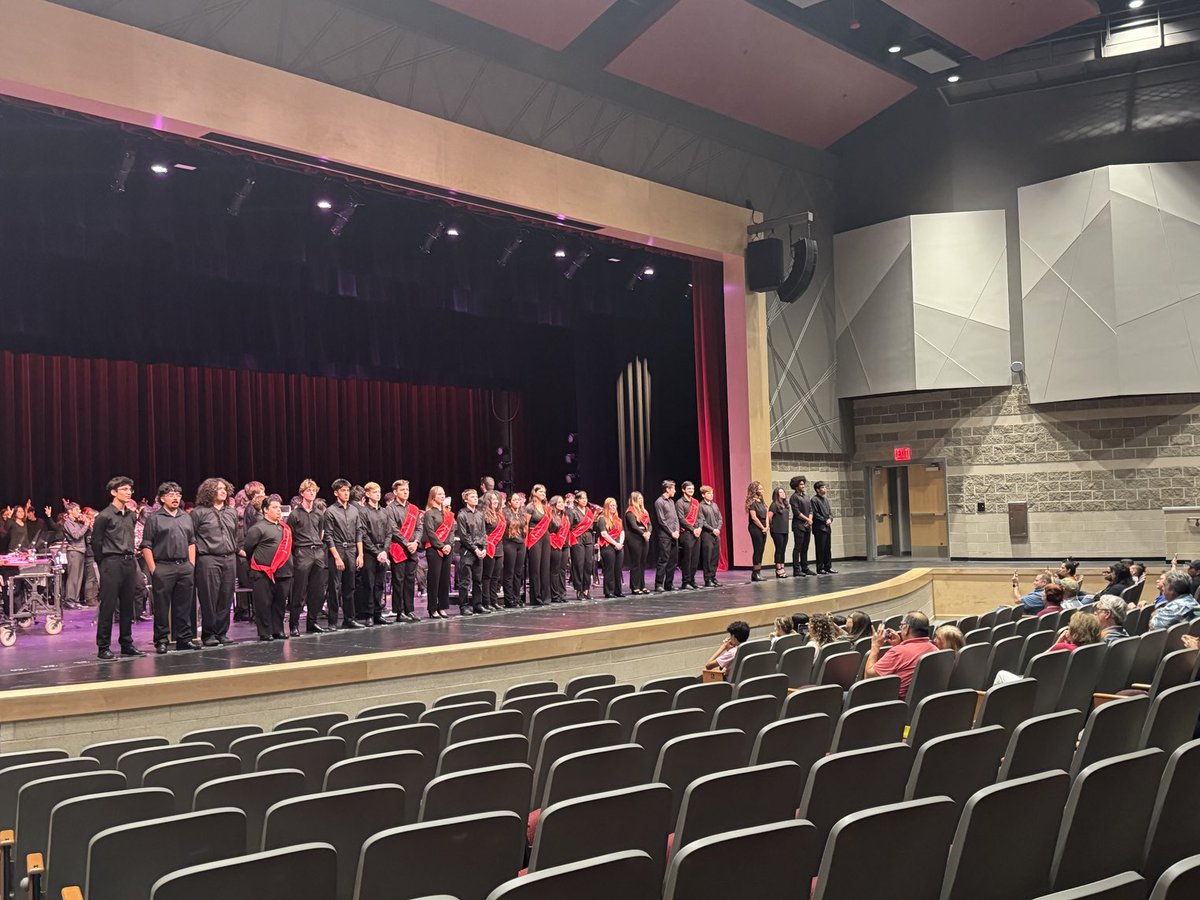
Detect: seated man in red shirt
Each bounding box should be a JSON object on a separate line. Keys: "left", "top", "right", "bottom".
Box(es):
{"left": 864, "top": 610, "right": 938, "bottom": 699}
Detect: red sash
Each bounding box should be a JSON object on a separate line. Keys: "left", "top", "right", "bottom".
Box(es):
{"left": 684, "top": 498, "right": 700, "bottom": 527}
{"left": 425, "top": 509, "right": 454, "bottom": 549}
{"left": 485, "top": 515, "right": 506, "bottom": 558}
{"left": 388, "top": 503, "right": 420, "bottom": 563}
{"left": 599, "top": 516, "right": 624, "bottom": 548}
{"left": 250, "top": 523, "right": 292, "bottom": 583}
{"left": 568, "top": 506, "right": 596, "bottom": 547}
{"left": 526, "top": 508, "right": 552, "bottom": 549}
{"left": 628, "top": 506, "right": 650, "bottom": 530}
{"left": 549, "top": 514, "right": 570, "bottom": 551}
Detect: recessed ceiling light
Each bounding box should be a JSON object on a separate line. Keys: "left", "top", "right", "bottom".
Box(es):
{"left": 554, "top": 249, "right": 567, "bottom": 258}
{"left": 316, "top": 199, "right": 333, "bottom": 210}
{"left": 1128, "top": 1, "right": 1145, "bottom": 8}
{"left": 888, "top": 45, "right": 902, "bottom": 54}
{"left": 947, "top": 74, "right": 961, "bottom": 83}
{"left": 607, "top": 257, "right": 621, "bottom": 263}
{"left": 446, "top": 226, "right": 460, "bottom": 237}
{"left": 172, "top": 163, "right": 197, "bottom": 171}
{"left": 642, "top": 266, "right": 655, "bottom": 277}
{"left": 149, "top": 163, "right": 169, "bottom": 175}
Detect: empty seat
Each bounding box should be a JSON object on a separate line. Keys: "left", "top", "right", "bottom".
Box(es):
{"left": 1140, "top": 648, "right": 1200, "bottom": 697}
{"left": 500, "top": 693, "right": 569, "bottom": 727}
{"left": 991, "top": 621, "right": 1018, "bottom": 642}
{"left": 525, "top": 699, "right": 602, "bottom": 760}
{"left": 530, "top": 720, "right": 620, "bottom": 808}
{"left": 985, "top": 636, "right": 1025, "bottom": 686}
{"left": 502, "top": 681, "right": 558, "bottom": 703}
{"left": 607, "top": 690, "right": 671, "bottom": 742}
{"left": 998, "top": 710, "right": 1084, "bottom": 781}
{"left": 486, "top": 849, "right": 659, "bottom": 900}
{"left": 1070, "top": 695, "right": 1150, "bottom": 778}
{"left": 180, "top": 725, "right": 263, "bottom": 753}
{"left": 1140, "top": 682, "right": 1200, "bottom": 756}
{"left": 641, "top": 675, "right": 699, "bottom": 695}
{"left": 0, "top": 750, "right": 68, "bottom": 770}
{"left": 193, "top": 769, "right": 306, "bottom": 852}
{"left": 653, "top": 729, "right": 747, "bottom": 822}
{"left": 1150, "top": 853, "right": 1200, "bottom": 900}
{"left": 830, "top": 701, "right": 906, "bottom": 753}
{"left": 230, "top": 728, "right": 319, "bottom": 773}
{"left": 782, "top": 684, "right": 843, "bottom": 721}
{"left": 564, "top": 674, "right": 617, "bottom": 699}
{"left": 263, "top": 785, "right": 406, "bottom": 900}
{"left": 574, "top": 682, "right": 635, "bottom": 708}
{"left": 438, "top": 735, "right": 529, "bottom": 778}
{"left": 845, "top": 675, "right": 900, "bottom": 709}
{"left": 1143, "top": 739, "right": 1200, "bottom": 884}
{"left": 529, "top": 784, "right": 671, "bottom": 873}
{"left": 736, "top": 652, "right": 780, "bottom": 683}
{"left": 1056, "top": 643, "right": 1108, "bottom": 714}
{"left": 420, "top": 763, "right": 532, "bottom": 823}
{"left": 117, "top": 742, "right": 216, "bottom": 788}
{"left": 256, "top": 736, "right": 345, "bottom": 791}
{"left": 940, "top": 770, "right": 1073, "bottom": 900}
{"left": 778, "top": 645, "right": 816, "bottom": 687}
{"left": 151, "top": 842, "right": 337, "bottom": 900}
{"left": 539, "top": 743, "right": 652, "bottom": 811}
{"left": 672, "top": 682, "right": 733, "bottom": 721}
{"left": 905, "top": 649, "right": 956, "bottom": 720}
{"left": 1032, "top": 872, "right": 1149, "bottom": 899}
{"left": 1128, "top": 630, "right": 1168, "bottom": 687}
{"left": 355, "top": 810, "right": 525, "bottom": 900}
{"left": 143, "top": 754, "right": 241, "bottom": 813}
{"left": 356, "top": 723, "right": 440, "bottom": 768}
{"left": 434, "top": 689, "right": 497, "bottom": 709}
{"left": 274, "top": 712, "right": 349, "bottom": 735}
{"left": 0, "top": 758, "right": 100, "bottom": 832}
{"left": 1018, "top": 631, "right": 1058, "bottom": 675}
{"left": 79, "top": 737, "right": 169, "bottom": 770}
{"left": 421, "top": 703, "right": 495, "bottom": 748}
{"left": 329, "top": 714, "right": 411, "bottom": 751}
{"left": 907, "top": 689, "right": 977, "bottom": 754}
{"left": 976, "top": 677, "right": 1036, "bottom": 733}
{"left": 905, "top": 725, "right": 1006, "bottom": 806}
{"left": 665, "top": 819, "right": 820, "bottom": 900}
{"left": 1050, "top": 748, "right": 1165, "bottom": 892}
{"left": 448, "top": 710, "right": 525, "bottom": 746}
{"left": 750, "top": 714, "right": 833, "bottom": 800}
{"left": 1027, "top": 651, "right": 1071, "bottom": 716}
{"left": 1015, "top": 616, "right": 1039, "bottom": 637}
{"left": 732, "top": 673, "right": 789, "bottom": 704}
{"left": 710, "top": 696, "right": 778, "bottom": 759}
{"left": 814, "top": 652, "right": 860, "bottom": 692}
{"left": 631, "top": 708, "right": 708, "bottom": 764}
{"left": 14, "top": 770, "right": 125, "bottom": 869}
{"left": 357, "top": 701, "right": 427, "bottom": 720}
{"left": 671, "top": 761, "right": 803, "bottom": 854}
{"left": 728, "top": 639, "right": 773, "bottom": 683}
{"left": 798, "top": 743, "right": 913, "bottom": 846}
{"left": 813, "top": 797, "right": 957, "bottom": 900}
{"left": 323, "top": 750, "right": 425, "bottom": 820}
{"left": 965, "top": 627, "right": 991, "bottom": 645}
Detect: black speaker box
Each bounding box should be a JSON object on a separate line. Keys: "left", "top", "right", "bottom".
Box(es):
{"left": 745, "top": 238, "right": 785, "bottom": 291}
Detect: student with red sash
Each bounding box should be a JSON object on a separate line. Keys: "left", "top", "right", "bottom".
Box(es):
{"left": 524, "top": 484, "right": 553, "bottom": 607}
{"left": 422, "top": 486, "right": 453, "bottom": 619}
{"left": 386, "top": 479, "right": 422, "bottom": 623}
{"left": 502, "top": 491, "right": 528, "bottom": 607}
{"left": 623, "top": 491, "right": 652, "bottom": 595}
{"left": 482, "top": 490, "right": 505, "bottom": 611}
{"left": 675, "top": 481, "right": 703, "bottom": 591}
{"left": 567, "top": 490, "right": 598, "bottom": 601}
{"left": 244, "top": 495, "right": 293, "bottom": 642}
{"left": 548, "top": 495, "right": 571, "bottom": 603}
{"left": 596, "top": 497, "right": 626, "bottom": 599}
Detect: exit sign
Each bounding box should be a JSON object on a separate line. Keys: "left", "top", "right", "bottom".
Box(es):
{"left": 893, "top": 447, "right": 912, "bottom": 462}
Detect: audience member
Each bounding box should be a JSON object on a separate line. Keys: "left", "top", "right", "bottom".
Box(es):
{"left": 807, "top": 612, "right": 843, "bottom": 648}
{"left": 864, "top": 610, "right": 937, "bottom": 699}
{"left": 1038, "top": 583, "right": 1065, "bottom": 618}
{"left": 1059, "top": 577, "right": 1084, "bottom": 609}
{"left": 1012, "top": 569, "right": 1053, "bottom": 615}
{"left": 769, "top": 615, "right": 794, "bottom": 645}
{"left": 704, "top": 620, "right": 750, "bottom": 677}
{"left": 933, "top": 624, "right": 964, "bottom": 651}
{"left": 1188, "top": 559, "right": 1200, "bottom": 597}
{"left": 1150, "top": 571, "right": 1198, "bottom": 630}
{"left": 843, "top": 610, "right": 873, "bottom": 642}
{"left": 1093, "top": 596, "right": 1128, "bottom": 644}
{"left": 1096, "top": 561, "right": 1134, "bottom": 599}
{"left": 1130, "top": 562, "right": 1145, "bottom": 584}
{"left": 1049, "top": 611, "right": 1102, "bottom": 652}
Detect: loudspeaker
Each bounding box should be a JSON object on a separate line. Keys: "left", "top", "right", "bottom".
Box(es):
{"left": 777, "top": 238, "right": 818, "bottom": 304}
{"left": 745, "top": 238, "right": 785, "bottom": 291}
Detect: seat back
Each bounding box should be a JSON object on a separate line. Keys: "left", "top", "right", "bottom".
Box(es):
{"left": 574, "top": 683, "right": 635, "bottom": 708}
{"left": 631, "top": 708, "right": 708, "bottom": 764}
{"left": 1122, "top": 581, "right": 1145, "bottom": 606}
{"left": 1018, "top": 630, "right": 1057, "bottom": 675}
{"left": 439, "top": 735, "right": 528, "bottom": 778}
{"left": 434, "top": 689, "right": 497, "bottom": 709}
{"left": 812, "top": 797, "right": 957, "bottom": 900}
{"left": 907, "top": 689, "right": 977, "bottom": 753}
{"left": 732, "top": 673, "right": 789, "bottom": 704}
{"left": 541, "top": 743, "right": 652, "bottom": 810}
{"left": 447, "top": 710, "right": 525, "bottom": 746}
{"left": 180, "top": 725, "right": 263, "bottom": 753}
{"left": 564, "top": 673, "right": 617, "bottom": 699}
{"left": 965, "top": 627, "right": 991, "bottom": 645}
{"left": 193, "top": 769, "right": 306, "bottom": 852}
{"left": 672, "top": 682, "right": 733, "bottom": 720}
{"left": 500, "top": 693, "right": 569, "bottom": 727}
{"left": 1094, "top": 636, "right": 1140, "bottom": 693}
{"left": 256, "top": 736, "right": 346, "bottom": 791}
{"left": 421, "top": 702, "right": 495, "bottom": 748}
{"left": 79, "top": 737, "right": 169, "bottom": 770}
{"left": 771, "top": 633, "right": 807, "bottom": 657}
{"left": 1143, "top": 739, "right": 1200, "bottom": 884}
{"left": 14, "top": 770, "right": 125, "bottom": 866}
{"left": 1129, "top": 630, "right": 1169, "bottom": 686}
{"left": 905, "top": 725, "right": 1006, "bottom": 806}
{"left": 947, "top": 643, "right": 991, "bottom": 691}
{"left": 641, "top": 675, "right": 699, "bottom": 695}
{"left": 831, "top": 701, "right": 906, "bottom": 753}
{"left": 0, "top": 750, "right": 68, "bottom": 770}
{"left": 750, "top": 714, "right": 833, "bottom": 801}
{"left": 322, "top": 750, "right": 424, "bottom": 822}
{"left": 263, "top": 785, "right": 406, "bottom": 900}
{"left": 487, "top": 849, "right": 660, "bottom": 900}
{"left": 782, "top": 684, "right": 843, "bottom": 721}
{"left": 1163, "top": 622, "right": 1191, "bottom": 653}
{"left": 999, "top": 709, "right": 1084, "bottom": 781}
{"left": 672, "top": 761, "right": 803, "bottom": 853}
{"left": 778, "top": 645, "right": 816, "bottom": 687}
{"left": 273, "top": 712, "right": 349, "bottom": 735}
{"left": 1032, "top": 872, "right": 1149, "bottom": 899}
{"left": 1124, "top": 606, "right": 1147, "bottom": 638}
{"left": 607, "top": 690, "right": 671, "bottom": 742}
{"left": 1070, "top": 696, "right": 1150, "bottom": 779}
{"left": 151, "top": 842, "right": 336, "bottom": 900}
{"left": 985, "top": 635, "right": 1025, "bottom": 685}
{"left": 45, "top": 787, "right": 173, "bottom": 900}
{"left": 329, "top": 714, "right": 411, "bottom": 752}
{"left": 652, "top": 729, "right": 747, "bottom": 822}
{"left": 1027, "top": 651, "right": 1072, "bottom": 716}
{"left": 354, "top": 811, "right": 525, "bottom": 900}
{"left": 1149, "top": 855, "right": 1200, "bottom": 900}
{"left": 736, "top": 651, "right": 780, "bottom": 683}
{"left": 526, "top": 700, "right": 603, "bottom": 761}
{"left": 665, "top": 819, "right": 820, "bottom": 900}
{"left": 357, "top": 701, "right": 426, "bottom": 721}
{"left": 905, "top": 649, "right": 956, "bottom": 720}
{"left": 355, "top": 723, "right": 441, "bottom": 774}
{"left": 529, "top": 784, "right": 672, "bottom": 874}
{"left": 845, "top": 675, "right": 900, "bottom": 709}
{"left": 711, "top": 696, "right": 779, "bottom": 760}
{"left": 143, "top": 754, "right": 240, "bottom": 813}
{"left": 502, "top": 681, "right": 558, "bottom": 703}
{"left": 85, "top": 808, "right": 246, "bottom": 900}
{"left": 1051, "top": 748, "right": 1164, "bottom": 892}
{"left": 798, "top": 742, "right": 913, "bottom": 847}
{"left": 729, "top": 639, "right": 774, "bottom": 683}
{"left": 1140, "top": 681, "right": 1200, "bottom": 756}
{"left": 939, "top": 770, "right": 1071, "bottom": 900}
{"left": 1148, "top": 648, "right": 1200, "bottom": 696}
{"left": 955, "top": 615, "right": 979, "bottom": 633}
{"left": 531, "top": 720, "right": 621, "bottom": 807}
{"left": 815, "top": 651, "right": 861, "bottom": 691}
{"left": 1015, "top": 616, "right": 1039, "bottom": 637}
{"left": 230, "top": 728, "right": 319, "bottom": 773}
{"left": 117, "top": 743, "right": 216, "bottom": 788}
{"left": 1057, "top": 643, "right": 1109, "bottom": 714}
{"left": 0, "top": 758, "right": 100, "bottom": 830}
{"left": 976, "top": 677, "right": 1037, "bottom": 732}
{"left": 991, "top": 621, "right": 1018, "bottom": 642}
{"left": 419, "top": 763, "right": 532, "bottom": 822}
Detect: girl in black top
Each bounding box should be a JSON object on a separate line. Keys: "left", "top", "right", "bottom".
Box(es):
{"left": 767, "top": 487, "right": 790, "bottom": 578}
{"left": 745, "top": 481, "right": 768, "bottom": 582}
{"left": 624, "top": 491, "right": 652, "bottom": 595}
{"left": 502, "top": 492, "right": 528, "bottom": 608}
{"left": 525, "top": 484, "right": 552, "bottom": 607}
{"left": 422, "top": 486, "right": 451, "bottom": 619}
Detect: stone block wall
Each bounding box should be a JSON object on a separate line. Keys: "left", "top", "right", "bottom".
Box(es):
{"left": 769, "top": 453, "right": 866, "bottom": 559}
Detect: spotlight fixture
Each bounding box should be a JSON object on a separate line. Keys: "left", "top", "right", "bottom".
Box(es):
{"left": 888, "top": 44, "right": 902, "bottom": 53}
{"left": 564, "top": 248, "right": 591, "bottom": 280}
{"left": 330, "top": 197, "right": 360, "bottom": 236}
{"left": 226, "top": 176, "right": 256, "bottom": 217}
{"left": 446, "top": 226, "right": 460, "bottom": 237}
{"left": 566, "top": 433, "right": 577, "bottom": 444}
{"left": 607, "top": 257, "right": 621, "bottom": 263}
{"left": 419, "top": 221, "right": 446, "bottom": 254}
{"left": 565, "top": 472, "right": 577, "bottom": 485}
{"left": 316, "top": 199, "right": 334, "bottom": 210}
{"left": 564, "top": 453, "right": 577, "bottom": 464}
{"left": 495, "top": 445, "right": 509, "bottom": 457}
{"left": 149, "top": 163, "right": 170, "bottom": 175}
{"left": 947, "top": 74, "right": 960, "bottom": 83}
{"left": 497, "top": 232, "right": 525, "bottom": 267}
{"left": 1128, "top": 0, "right": 1145, "bottom": 8}
{"left": 554, "top": 248, "right": 567, "bottom": 259}
{"left": 110, "top": 150, "right": 136, "bottom": 193}
{"left": 642, "top": 266, "right": 655, "bottom": 277}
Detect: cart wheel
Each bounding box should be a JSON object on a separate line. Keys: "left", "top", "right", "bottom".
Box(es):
{"left": 16, "top": 616, "right": 34, "bottom": 630}
{"left": 45, "top": 617, "right": 63, "bottom": 636}
{"left": 0, "top": 627, "right": 16, "bottom": 647}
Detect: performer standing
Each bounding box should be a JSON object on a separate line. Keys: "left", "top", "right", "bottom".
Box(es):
{"left": 653, "top": 480, "right": 680, "bottom": 593}
{"left": 698, "top": 485, "right": 723, "bottom": 587}
{"left": 287, "top": 479, "right": 328, "bottom": 636}
{"left": 596, "top": 497, "right": 626, "bottom": 599}
{"left": 323, "top": 478, "right": 364, "bottom": 629}
{"left": 191, "top": 477, "right": 238, "bottom": 647}
{"left": 235, "top": 483, "right": 265, "bottom": 623}
{"left": 524, "top": 484, "right": 553, "bottom": 607}
{"left": 812, "top": 481, "right": 837, "bottom": 575}
{"left": 547, "top": 495, "right": 571, "bottom": 604}
{"left": 61, "top": 502, "right": 90, "bottom": 609}
{"left": 623, "top": 492, "right": 652, "bottom": 595}
{"left": 92, "top": 476, "right": 145, "bottom": 659}
{"left": 502, "top": 491, "right": 528, "bottom": 608}
{"left": 139, "top": 482, "right": 198, "bottom": 654}
{"left": 676, "top": 481, "right": 702, "bottom": 590}
{"left": 482, "top": 490, "right": 505, "bottom": 611}
{"left": 788, "top": 475, "right": 815, "bottom": 577}
{"left": 386, "top": 479, "right": 422, "bottom": 623}
{"left": 423, "top": 485, "right": 453, "bottom": 618}
{"left": 357, "top": 482, "right": 390, "bottom": 625}
{"left": 567, "top": 490, "right": 597, "bottom": 601}
{"left": 768, "top": 487, "right": 790, "bottom": 579}
{"left": 456, "top": 488, "right": 488, "bottom": 616}
{"left": 243, "top": 495, "right": 293, "bottom": 641}
{"left": 745, "top": 481, "right": 768, "bottom": 582}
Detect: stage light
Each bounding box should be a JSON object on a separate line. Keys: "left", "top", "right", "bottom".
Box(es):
{"left": 888, "top": 45, "right": 902, "bottom": 53}
{"left": 226, "top": 176, "right": 255, "bottom": 217}
{"left": 565, "top": 473, "right": 576, "bottom": 485}
{"left": 496, "top": 445, "right": 510, "bottom": 456}
{"left": 420, "top": 222, "right": 446, "bottom": 254}
{"left": 642, "top": 266, "right": 655, "bottom": 277}
{"left": 446, "top": 226, "right": 460, "bottom": 237}
{"left": 947, "top": 74, "right": 960, "bottom": 83}
{"left": 566, "top": 433, "right": 577, "bottom": 444}
{"left": 564, "top": 248, "right": 591, "bottom": 280}
{"left": 149, "top": 163, "right": 170, "bottom": 175}
{"left": 554, "top": 248, "right": 567, "bottom": 259}
{"left": 330, "top": 197, "right": 360, "bottom": 236}
{"left": 110, "top": 150, "right": 136, "bottom": 193}
{"left": 497, "top": 232, "right": 525, "bottom": 267}
{"left": 565, "top": 453, "right": 577, "bottom": 464}
{"left": 1128, "top": 1, "right": 1145, "bottom": 8}
{"left": 316, "top": 199, "right": 333, "bottom": 210}
{"left": 607, "top": 257, "right": 621, "bottom": 263}
{"left": 173, "top": 163, "right": 197, "bottom": 171}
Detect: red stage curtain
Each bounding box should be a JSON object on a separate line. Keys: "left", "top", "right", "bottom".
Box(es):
{"left": 0, "top": 351, "right": 517, "bottom": 508}
{"left": 692, "top": 259, "right": 732, "bottom": 570}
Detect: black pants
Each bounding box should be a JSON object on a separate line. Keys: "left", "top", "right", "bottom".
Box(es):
{"left": 679, "top": 530, "right": 701, "bottom": 587}
{"left": 770, "top": 531, "right": 789, "bottom": 566}
{"left": 426, "top": 547, "right": 451, "bottom": 613}
{"left": 791, "top": 528, "right": 811, "bottom": 572}
{"left": 550, "top": 546, "right": 568, "bottom": 602}
{"left": 234, "top": 555, "right": 252, "bottom": 619}
{"left": 814, "top": 528, "right": 833, "bottom": 572}
{"left": 502, "top": 539, "right": 526, "bottom": 606}
{"left": 654, "top": 531, "right": 679, "bottom": 590}
{"left": 357, "top": 555, "right": 387, "bottom": 621}
{"left": 289, "top": 547, "right": 326, "bottom": 631}
{"left": 460, "top": 550, "right": 483, "bottom": 610}
{"left": 327, "top": 545, "right": 358, "bottom": 623}
{"left": 196, "top": 553, "right": 236, "bottom": 640}
{"left": 390, "top": 556, "right": 418, "bottom": 615}
{"left": 527, "top": 537, "right": 551, "bottom": 605}
{"left": 483, "top": 554, "right": 501, "bottom": 607}
{"left": 65, "top": 549, "right": 85, "bottom": 603}
{"left": 250, "top": 570, "right": 289, "bottom": 639}
{"left": 600, "top": 544, "right": 624, "bottom": 597}
{"left": 151, "top": 560, "right": 195, "bottom": 646}
{"left": 626, "top": 534, "right": 648, "bottom": 592}
{"left": 700, "top": 532, "right": 719, "bottom": 584}
{"left": 571, "top": 542, "right": 595, "bottom": 599}
{"left": 97, "top": 555, "right": 140, "bottom": 651}
{"left": 748, "top": 525, "right": 767, "bottom": 568}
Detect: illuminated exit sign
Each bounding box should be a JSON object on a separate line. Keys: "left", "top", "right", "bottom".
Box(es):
{"left": 893, "top": 447, "right": 912, "bottom": 462}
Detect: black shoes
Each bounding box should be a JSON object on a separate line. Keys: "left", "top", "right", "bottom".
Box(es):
{"left": 306, "top": 623, "right": 329, "bottom": 634}
{"left": 216, "top": 635, "right": 235, "bottom": 645}
{"left": 372, "top": 616, "right": 388, "bottom": 625}
{"left": 342, "top": 620, "right": 363, "bottom": 629}
{"left": 121, "top": 646, "right": 146, "bottom": 658}
{"left": 155, "top": 642, "right": 169, "bottom": 655}
{"left": 177, "top": 640, "right": 203, "bottom": 651}
{"left": 97, "top": 649, "right": 115, "bottom": 660}
{"left": 272, "top": 632, "right": 288, "bottom": 641}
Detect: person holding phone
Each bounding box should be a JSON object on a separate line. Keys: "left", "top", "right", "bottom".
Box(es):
{"left": 864, "top": 611, "right": 937, "bottom": 699}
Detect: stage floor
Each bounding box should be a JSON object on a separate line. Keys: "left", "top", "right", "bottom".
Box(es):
{"left": 0, "top": 564, "right": 914, "bottom": 692}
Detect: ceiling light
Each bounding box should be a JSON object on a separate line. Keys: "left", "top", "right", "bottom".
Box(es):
{"left": 607, "top": 257, "right": 621, "bottom": 263}
{"left": 888, "top": 45, "right": 902, "bottom": 54}
{"left": 642, "top": 266, "right": 655, "bottom": 277}
{"left": 316, "top": 199, "right": 333, "bottom": 210}
{"left": 330, "top": 197, "right": 360, "bottom": 236}
{"left": 947, "top": 74, "right": 961, "bottom": 83}
{"left": 173, "top": 163, "right": 197, "bottom": 171}
{"left": 1128, "top": 1, "right": 1145, "bottom": 8}
{"left": 554, "top": 249, "right": 567, "bottom": 259}
{"left": 446, "top": 226, "right": 460, "bottom": 237}
{"left": 149, "top": 163, "right": 170, "bottom": 175}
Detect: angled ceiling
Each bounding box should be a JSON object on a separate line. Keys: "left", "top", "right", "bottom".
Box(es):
{"left": 430, "top": 0, "right": 616, "bottom": 51}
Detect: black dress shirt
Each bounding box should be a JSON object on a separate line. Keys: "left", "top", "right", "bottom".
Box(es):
{"left": 789, "top": 491, "right": 813, "bottom": 532}
{"left": 386, "top": 499, "right": 424, "bottom": 547}
{"left": 456, "top": 507, "right": 486, "bottom": 551}
{"left": 654, "top": 495, "right": 679, "bottom": 534}
{"left": 92, "top": 504, "right": 136, "bottom": 559}
{"left": 288, "top": 502, "right": 326, "bottom": 551}
{"left": 360, "top": 503, "right": 391, "bottom": 556}
{"left": 139, "top": 507, "right": 196, "bottom": 562}
{"left": 812, "top": 495, "right": 833, "bottom": 532}
{"left": 191, "top": 505, "right": 238, "bottom": 555}
{"left": 322, "top": 501, "right": 362, "bottom": 549}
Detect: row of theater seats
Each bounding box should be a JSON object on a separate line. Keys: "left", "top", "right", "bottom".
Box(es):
{"left": 1, "top": 661, "right": 1198, "bottom": 900}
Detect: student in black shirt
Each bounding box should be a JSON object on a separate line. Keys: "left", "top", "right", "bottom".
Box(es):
{"left": 191, "top": 478, "right": 239, "bottom": 646}
{"left": 244, "top": 495, "right": 293, "bottom": 641}
{"left": 139, "top": 481, "right": 198, "bottom": 654}
{"left": 92, "top": 475, "right": 146, "bottom": 659}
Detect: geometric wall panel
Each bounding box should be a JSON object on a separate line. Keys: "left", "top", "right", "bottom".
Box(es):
{"left": 835, "top": 211, "right": 1011, "bottom": 398}
{"left": 1018, "top": 162, "right": 1200, "bottom": 402}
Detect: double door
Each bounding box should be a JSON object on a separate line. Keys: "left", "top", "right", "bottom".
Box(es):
{"left": 866, "top": 462, "right": 949, "bottom": 560}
